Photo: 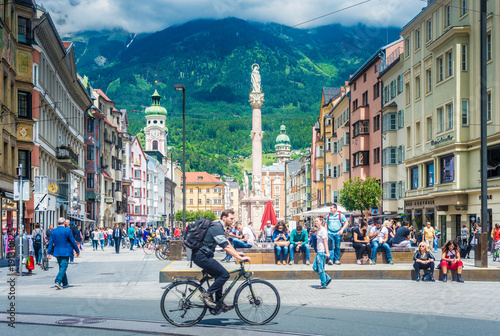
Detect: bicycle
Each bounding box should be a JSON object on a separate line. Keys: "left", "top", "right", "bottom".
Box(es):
{"left": 143, "top": 237, "right": 156, "bottom": 255}
{"left": 160, "top": 261, "right": 280, "bottom": 327}
{"left": 493, "top": 240, "right": 500, "bottom": 262}
{"left": 155, "top": 239, "right": 171, "bottom": 260}
{"left": 122, "top": 237, "right": 131, "bottom": 249}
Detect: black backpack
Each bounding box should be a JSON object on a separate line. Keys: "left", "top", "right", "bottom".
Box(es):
{"left": 183, "top": 218, "right": 214, "bottom": 251}
{"left": 34, "top": 230, "right": 42, "bottom": 244}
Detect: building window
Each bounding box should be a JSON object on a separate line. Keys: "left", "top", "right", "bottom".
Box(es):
{"left": 427, "top": 117, "right": 432, "bottom": 140}
{"left": 426, "top": 69, "right": 432, "bottom": 93}
{"left": 18, "top": 17, "right": 31, "bottom": 44}
{"left": 398, "top": 110, "right": 404, "bottom": 128}
{"left": 18, "top": 91, "right": 31, "bottom": 119}
{"left": 382, "top": 147, "right": 397, "bottom": 166}
{"left": 461, "top": 45, "right": 467, "bottom": 71}
{"left": 87, "top": 145, "right": 94, "bottom": 160}
{"left": 373, "top": 115, "right": 380, "bottom": 132}
{"left": 18, "top": 150, "right": 31, "bottom": 179}
{"left": 405, "top": 38, "right": 410, "bottom": 57}
{"left": 134, "top": 188, "right": 141, "bottom": 197}
{"left": 415, "top": 76, "right": 421, "bottom": 99}
{"left": 374, "top": 147, "right": 380, "bottom": 164}
{"left": 438, "top": 57, "right": 444, "bottom": 82}
{"left": 411, "top": 166, "right": 419, "bottom": 190}
{"left": 363, "top": 73, "right": 367, "bottom": 82}
{"left": 135, "top": 206, "right": 141, "bottom": 215}
{"left": 398, "top": 145, "right": 405, "bottom": 163}
{"left": 383, "top": 182, "right": 398, "bottom": 200}
{"left": 405, "top": 83, "right": 411, "bottom": 105}
{"left": 438, "top": 107, "right": 444, "bottom": 133}
{"left": 447, "top": 103, "right": 454, "bottom": 129}
{"left": 487, "top": 92, "right": 492, "bottom": 121}
{"left": 446, "top": 51, "right": 453, "bottom": 77}
{"left": 416, "top": 121, "right": 421, "bottom": 145}
{"left": 152, "top": 140, "right": 158, "bottom": 150}
{"left": 461, "top": 0, "right": 467, "bottom": 16}
{"left": 353, "top": 120, "right": 369, "bottom": 137}
{"left": 441, "top": 155, "right": 455, "bottom": 183}
{"left": 415, "top": 29, "right": 421, "bottom": 50}
{"left": 362, "top": 91, "right": 368, "bottom": 106}
{"left": 134, "top": 170, "right": 141, "bottom": 179}
{"left": 382, "top": 113, "right": 397, "bottom": 133}
{"left": 189, "top": 199, "right": 193, "bottom": 205}
{"left": 353, "top": 82, "right": 357, "bottom": 91}
{"left": 353, "top": 151, "right": 369, "bottom": 167}
{"left": 487, "top": 145, "right": 500, "bottom": 178}
{"left": 445, "top": 5, "right": 451, "bottom": 27}
{"left": 332, "top": 190, "right": 339, "bottom": 203}
{"left": 461, "top": 100, "right": 469, "bottom": 126}
{"left": 87, "top": 118, "right": 94, "bottom": 132}
{"left": 87, "top": 173, "right": 94, "bottom": 189}
{"left": 426, "top": 162, "right": 434, "bottom": 187}
{"left": 373, "top": 83, "right": 380, "bottom": 99}
{"left": 487, "top": 31, "right": 492, "bottom": 61}
{"left": 427, "top": 19, "right": 432, "bottom": 41}
{"left": 352, "top": 99, "right": 358, "bottom": 110}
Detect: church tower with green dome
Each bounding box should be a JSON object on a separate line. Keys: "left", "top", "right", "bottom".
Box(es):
{"left": 275, "top": 123, "right": 291, "bottom": 163}
{"left": 144, "top": 85, "right": 168, "bottom": 158}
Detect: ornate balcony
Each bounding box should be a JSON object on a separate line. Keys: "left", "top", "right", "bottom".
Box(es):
{"left": 56, "top": 146, "right": 79, "bottom": 170}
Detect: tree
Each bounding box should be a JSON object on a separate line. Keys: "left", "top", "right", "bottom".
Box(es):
{"left": 175, "top": 209, "right": 217, "bottom": 222}
{"left": 339, "top": 177, "right": 383, "bottom": 220}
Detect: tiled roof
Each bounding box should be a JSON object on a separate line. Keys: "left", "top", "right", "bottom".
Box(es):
{"left": 62, "top": 41, "right": 72, "bottom": 50}
{"left": 95, "top": 89, "right": 114, "bottom": 103}
{"left": 183, "top": 172, "right": 223, "bottom": 184}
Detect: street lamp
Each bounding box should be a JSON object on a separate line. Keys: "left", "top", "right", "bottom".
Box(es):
{"left": 167, "top": 148, "right": 174, "bottom": 229}
{"left": 174, "top": 84, "right": 186, "bottom": 229}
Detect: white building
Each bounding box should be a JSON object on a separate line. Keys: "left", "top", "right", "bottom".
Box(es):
{"left": 125, "top": 137, "right": 147, "bottom": 228}
{"left": 146, "top": 155, "right": 166, "bottom": 227}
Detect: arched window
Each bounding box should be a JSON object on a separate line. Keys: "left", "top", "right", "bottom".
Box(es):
{"left": 152, "top": 140, "right": 158, "bottom": 150}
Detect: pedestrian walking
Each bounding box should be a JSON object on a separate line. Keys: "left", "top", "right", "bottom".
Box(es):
{"left": 32, "top": 223, "right": 43, "bottom": 265}
{"left": 92, "top": 227, "right": 99, "bottom": 251}
{"left": 326, "top": 203, "right": 348, "bottom": 265}
{"left": 108, "top": 227, "right": 114, "bottom": 247}
{"left": 312, "top": 216, "right": 331, "bottom": 289}
{"left": 113, "top": 224, "right": 123, "bottom": 253}
{"left": 99, "top": 228, "right": 105, "bottom": 251}
{"left": 47, "top": 217, "right": 80, "bottom": 289}
{"left": 128, "top": 224, "right": 136, "bottom": 251}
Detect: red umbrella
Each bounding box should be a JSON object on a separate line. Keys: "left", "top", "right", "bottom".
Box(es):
{"left": 260, "top": 200, "right": 278, "bottom": 231}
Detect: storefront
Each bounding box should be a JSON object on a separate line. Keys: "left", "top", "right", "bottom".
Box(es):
{"left": 1, "top": 193, "right": 18, "bottom": 259}
{"left": 404, "top": 198, "right": 435, "bottom": 232}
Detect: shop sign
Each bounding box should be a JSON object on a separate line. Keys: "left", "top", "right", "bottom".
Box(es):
{"left": 431, "top": 134, "right": 453, "bottom": 147}
{"left": 404, "top": 199, "right": 434, "bottom": 209}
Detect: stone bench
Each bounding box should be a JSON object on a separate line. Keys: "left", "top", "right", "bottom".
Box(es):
{"left": 236, "top": 246, "right": 415, "bottom": 264}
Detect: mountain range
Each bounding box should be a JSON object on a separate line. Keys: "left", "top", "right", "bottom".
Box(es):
{"left": 64, "top": 18, "right": 401, "bottom": 179}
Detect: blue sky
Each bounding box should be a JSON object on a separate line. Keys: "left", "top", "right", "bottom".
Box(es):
{"left": 41, "top": 0, "right": 426, "bottom": 35}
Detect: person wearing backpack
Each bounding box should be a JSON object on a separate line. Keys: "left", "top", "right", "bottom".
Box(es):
{"left": 189, "top": 210, "right": 250, "bottom": 310}
{"left": 32, "top": 223, "right": 43, "bottom": 265}
{"left": 326, "top": 203, "right": 348, "bottom": 265}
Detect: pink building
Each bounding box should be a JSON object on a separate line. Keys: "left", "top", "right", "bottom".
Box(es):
{"left": 348, "top": 40, "right": 403, "bottom": 214}
{"left": 125, "top": 137, "right": 147, "bottom": 227}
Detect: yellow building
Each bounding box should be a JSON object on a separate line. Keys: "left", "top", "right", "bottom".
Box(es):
{"left": 183, "top": 172, "right": 226, "bottom": 217}
{"left": 1, "top": 0, "right": 36, "bottom": 258}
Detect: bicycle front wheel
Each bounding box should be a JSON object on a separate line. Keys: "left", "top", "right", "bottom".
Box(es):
{"left": 234, "top": 279, "right": 280, "bottom": 325}
{"left": 143, "top": 242, "right": 154, "bottom": 255}
{"left": 160, "top": 280, "right": 207, "bottom": 327}
{"left": 155, "top": 245, "right": 170, "bottom": 260}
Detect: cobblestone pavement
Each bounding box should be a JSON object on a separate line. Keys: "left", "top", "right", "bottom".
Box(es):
{"left": 1, "top": 242, "right": 498, "bottom": 323}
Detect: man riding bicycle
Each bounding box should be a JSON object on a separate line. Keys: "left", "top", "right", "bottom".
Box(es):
{"left": 193, "top": 209, "right": 250, "bottom": 310}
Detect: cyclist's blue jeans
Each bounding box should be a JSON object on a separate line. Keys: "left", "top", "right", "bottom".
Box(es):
{"left": 328, "top": 233, "right": 342, "bottom": 262}
{"left": 289, "top": 243, "right": 310, "bottom": 261}
{"left": 313, "top": 252, "right": 331, "bottom": 287}
{"left": 193, "top": 252, "right": 229, "bottom": 301}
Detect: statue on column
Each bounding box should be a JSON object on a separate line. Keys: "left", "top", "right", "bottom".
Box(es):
{"left": 253, "top": 174, "right": 262, "bottom": 197}
{"left": 243, "top": 172, "right": 249, "bottom": 198}
{"left": 251, "top": 64, "right": 261, "bottom": 93}
{"left": 264, "top": 171, "right": 271, "bottom": 197}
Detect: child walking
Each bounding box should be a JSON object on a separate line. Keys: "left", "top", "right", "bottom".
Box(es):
{"left": 313, "top": 216, "right": 331, "bottom": 289}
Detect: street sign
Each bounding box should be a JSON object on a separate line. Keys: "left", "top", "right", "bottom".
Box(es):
{"left": 13, "top": 180, "right": 30, "bottom": 201}
{"left": 125, "top": 216, "right": 130, "bottom": 221}
{"left": 34, "top": 193, "right": 49, "bottom": 211}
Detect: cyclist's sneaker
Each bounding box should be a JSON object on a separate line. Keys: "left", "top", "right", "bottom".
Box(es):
{"left": 199, "top": 293, "right": 217, "bottom": 309}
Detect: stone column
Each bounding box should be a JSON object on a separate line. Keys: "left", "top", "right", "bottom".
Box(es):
{"left": 249, "top": 92, "right": 264, "bottom": 196}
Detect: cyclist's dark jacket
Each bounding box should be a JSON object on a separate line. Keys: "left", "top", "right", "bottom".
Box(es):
{"left": 202, "top": 220, "right": 229, "bottom": 253}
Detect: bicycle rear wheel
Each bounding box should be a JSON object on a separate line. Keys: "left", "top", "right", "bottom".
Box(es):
{"left": 234, "top": 279, "right": 280, "bottom": 325}
{"left": 160, "top": 280, "right": 207, "bottom": 327}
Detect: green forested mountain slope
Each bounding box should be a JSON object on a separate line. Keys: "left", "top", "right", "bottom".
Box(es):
{"left": 65, "top": 18, "right": 400, "bottom": 180}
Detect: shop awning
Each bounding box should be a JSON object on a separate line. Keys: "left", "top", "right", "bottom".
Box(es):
{"left": 425, "top": 210, "right": 434, "bottom": 215}
{"left": 68, "top": 215, "right": 95, "bottom": 223}
{"left": 414, "top": 211, "right": 422, "bottom": 216}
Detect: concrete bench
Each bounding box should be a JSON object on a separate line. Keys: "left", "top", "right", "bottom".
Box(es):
{"left": 236, "top": 245, "right": 415, "bottom": 264}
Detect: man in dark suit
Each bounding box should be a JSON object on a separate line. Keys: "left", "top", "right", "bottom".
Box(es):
{"left": 113, "top": 223, "right": 123, "bottom": 253}
{"left": 48, "top": 217, "right": 80, "bottom": 289}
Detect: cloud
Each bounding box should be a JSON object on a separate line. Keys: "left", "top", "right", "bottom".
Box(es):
{"left": 41, "top": 0, "right": 425, "bottom": 35}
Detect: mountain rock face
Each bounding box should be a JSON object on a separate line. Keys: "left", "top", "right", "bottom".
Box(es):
{"left": 64, "top": 18, "right": 400, "bottom": 177}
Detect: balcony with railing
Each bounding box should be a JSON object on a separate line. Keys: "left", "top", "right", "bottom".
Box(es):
{"left": 56, "top": 146, "right": 79, "bottom": 170}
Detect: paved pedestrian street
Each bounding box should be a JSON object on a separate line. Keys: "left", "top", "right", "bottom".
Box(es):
{"left": 1, "top": 243, "right": 499, "bottom": 335}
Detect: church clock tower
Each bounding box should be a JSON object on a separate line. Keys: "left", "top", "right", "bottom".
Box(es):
{"left": 144, "top": 85, "right": 168, "bottom": 157}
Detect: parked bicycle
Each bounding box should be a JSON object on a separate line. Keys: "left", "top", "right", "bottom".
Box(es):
{"left": 155, "top": 239, "right": 171, "bottom": 260}
{"left": 122, "top": 236, "right": 131, "bottom": 249}
{"left": 160, "top": 260, "right": 280, "bottom": 327}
